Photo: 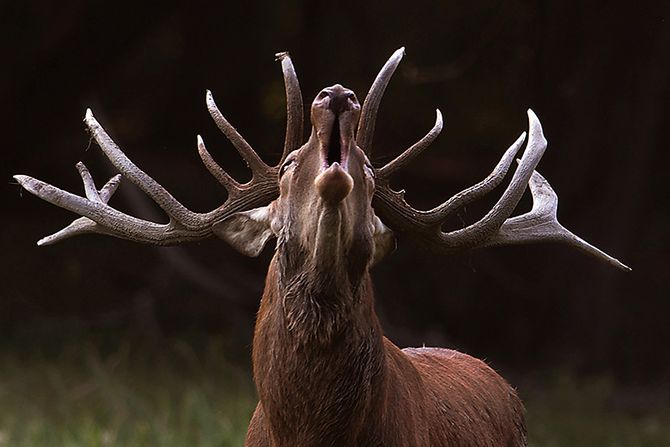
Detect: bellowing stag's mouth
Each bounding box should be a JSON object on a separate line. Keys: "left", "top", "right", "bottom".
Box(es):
{"left": 326, "top": 116, "right": 342, "bottom": 167}
{"left": 312, "top": 84, "right": 360, "bottom": 172}
{"left": 311, "top": 84, "right": 360, "bottom": 204}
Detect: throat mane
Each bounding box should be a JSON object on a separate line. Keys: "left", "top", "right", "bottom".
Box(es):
{"left": 280, "top": 266, "right": 358, "bottom": 344}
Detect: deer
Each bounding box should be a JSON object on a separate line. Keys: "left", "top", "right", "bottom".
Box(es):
{"left": 15, "top": 48, "right": 630, "bottom": 446}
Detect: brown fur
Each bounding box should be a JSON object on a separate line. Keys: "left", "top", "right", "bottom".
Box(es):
{"left": 245, "top": 263, "right": 526, "bottom": 447}
{"left": 230, "top": 85, "right": 528, "bottom": 446}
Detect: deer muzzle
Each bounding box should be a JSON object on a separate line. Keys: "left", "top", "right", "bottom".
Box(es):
{"left": 311, "top": 84, "right": 360, "bottom": 205}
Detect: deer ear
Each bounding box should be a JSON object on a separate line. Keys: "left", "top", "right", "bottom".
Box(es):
{"left": 371, "top": 215, "right": 396, "bottom": 267}
{"left": 212, "top": 206, "right": 275, "bottom": 257}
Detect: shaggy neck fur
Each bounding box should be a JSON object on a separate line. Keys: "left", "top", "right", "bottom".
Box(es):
{"left": 252, "top": 228, "right": 385, "bottom": 446}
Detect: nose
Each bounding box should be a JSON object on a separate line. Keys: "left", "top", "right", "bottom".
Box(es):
{"left": 316, "top": 84, "right": 359, "bottom": 114}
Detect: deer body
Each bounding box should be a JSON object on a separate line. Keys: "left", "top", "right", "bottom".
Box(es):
{"left": 246, "top": 266, "right": 526, "bottom": 446}
{"left": 16, "top": 48, "right": 629, "bottom": 447}
{"left": 231, "top": 87, "right": 525, "bottom": 445}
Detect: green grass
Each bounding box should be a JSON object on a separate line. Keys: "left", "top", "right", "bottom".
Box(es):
{"left": 0, "top": 337, "right": 256, "bottom": 446}
{"left": 0, "top": 338, "right": 668, "bottom": 446}
{"left": 524, "top": 374, "right": 670, "bottom": 446}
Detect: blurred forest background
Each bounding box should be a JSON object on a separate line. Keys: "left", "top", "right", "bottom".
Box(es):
{"left": 2, "top": 1, "right": 669, "bottom": 445}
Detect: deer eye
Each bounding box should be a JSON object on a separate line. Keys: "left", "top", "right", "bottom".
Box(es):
{"left": 280, "top": 158, "right": 296, "bottom": 177}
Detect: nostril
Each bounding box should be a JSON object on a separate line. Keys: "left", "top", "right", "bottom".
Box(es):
{"left": 347, "top": 93, "right": 357, "bottom": 102}
{"left": 317, "top": 91, "right": 329, "bottom": 100}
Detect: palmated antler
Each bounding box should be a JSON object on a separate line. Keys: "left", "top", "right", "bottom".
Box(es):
{"left": 14, "top": 52, "right": 303, "bottom": 246}
{"left": 367, "top": 49, "right": 630, "bottom": 271}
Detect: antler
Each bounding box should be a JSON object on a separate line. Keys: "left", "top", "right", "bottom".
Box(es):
{"left": 14, "top": 52, "right": 304, "bottom": 246}
{"left": 276, "top": 51, "right": 304, "bottom": 161}
{"left": 373, "top": 109, "right": 631, "bottom": 271}
{"left": 357, "top": 47, "right": 405, "bottom": 154}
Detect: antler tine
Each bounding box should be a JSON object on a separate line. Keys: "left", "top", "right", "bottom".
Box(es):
{"left": 423, "top": 131, "right": 527, "bottom": 225}
{"left": 13, "top": 171, "right": 171, "bottom": 245}
{"left": 377, "top": 109, "right": 443, "bottom": 178}
{"left": 357, "top": 47, "right": 405, "bottom": 154}
{"left": 99, "top": 173, "right": 122, "bottom": 202}
{"left": 26, "top": 167, "right": 122, "bottom": 246}
{"left": 374, "top": 110, "right": 544, "bottom": 250}
{"left": 205, "top": 90, "right": 272, "bottom": 176}
{"left": 484, "top": 170, "right": 631, "bottom": 271}
{"left": 197, "top": 134, "right": 242, "bottom": 195}
{"left": 276, "top": 51, "right": 304, "bottom": 163}
{"left": 85, "top": 109, "right": 198, "bottom": 227}
{"left": 438, "top": 109, "right": 546, "bottom": 247}
{"left": 75, "top": 161, "right": 101, "bottom": 201}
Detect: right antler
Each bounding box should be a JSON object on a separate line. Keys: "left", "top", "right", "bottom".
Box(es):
{"left": 372, "top": 110, "right": 630, "bottom": 271}
{"left": 14, "top": 52, "right": 302, "bottom": 246}
{"left": 363, "top": 48, "right": 630, "bottom": 271}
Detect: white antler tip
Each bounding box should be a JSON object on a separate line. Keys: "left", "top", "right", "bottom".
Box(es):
{"left": 526, "top": 108, "right": 546, "bottom": 144}
{"left": 85, "top": 108, "right": 94, "bottom": 121}
{"left": 14, "top": 175, "right": 40, "bottom": 193}
{"left": 526, "top": 109, "right": 542, "bottom": 128}
{"left": 13, "top": 174, "right": 28, "bottom": 185}
{"left": 196, "top": 134, "right": 204, "bottom": 146}
{"left": 275, "top": 51, "right": 289, "bottom": 61}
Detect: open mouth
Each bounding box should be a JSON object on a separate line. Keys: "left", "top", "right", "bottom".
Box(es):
{"left": 326, "top": 116, "right": 342, "bottom": 166}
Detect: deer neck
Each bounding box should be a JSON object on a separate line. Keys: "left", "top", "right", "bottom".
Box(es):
{"left": 252, "top": 244, "right": 387, "bottom": 445}
{"left": 275, "top": 202, "right": 373, "bottom": 339}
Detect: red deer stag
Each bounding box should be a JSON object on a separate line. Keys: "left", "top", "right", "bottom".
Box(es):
{"left": 15, "top": 48, "right": 629, "bottom": 446}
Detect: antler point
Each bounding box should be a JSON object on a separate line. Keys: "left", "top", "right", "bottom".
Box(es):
{"left": 435, "top": 109, "right": 443, "bottom": 124}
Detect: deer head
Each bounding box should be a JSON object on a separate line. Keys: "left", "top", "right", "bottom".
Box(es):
{"left": 14, "top": 48, "right": 630, "bottom": 274}
{"left": 215, "top": 83, "right": 394, "bottom": 286}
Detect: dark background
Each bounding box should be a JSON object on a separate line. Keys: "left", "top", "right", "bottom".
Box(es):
{"left": 3, "top": 1, "right": 668, "bottom": 387}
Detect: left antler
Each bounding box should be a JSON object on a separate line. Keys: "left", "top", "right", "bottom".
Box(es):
{"left": 14, "top": 52, "right": 303, "bottom": 246}
{"left": 366, "top": 49, "right": 630, "bottom": 271}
